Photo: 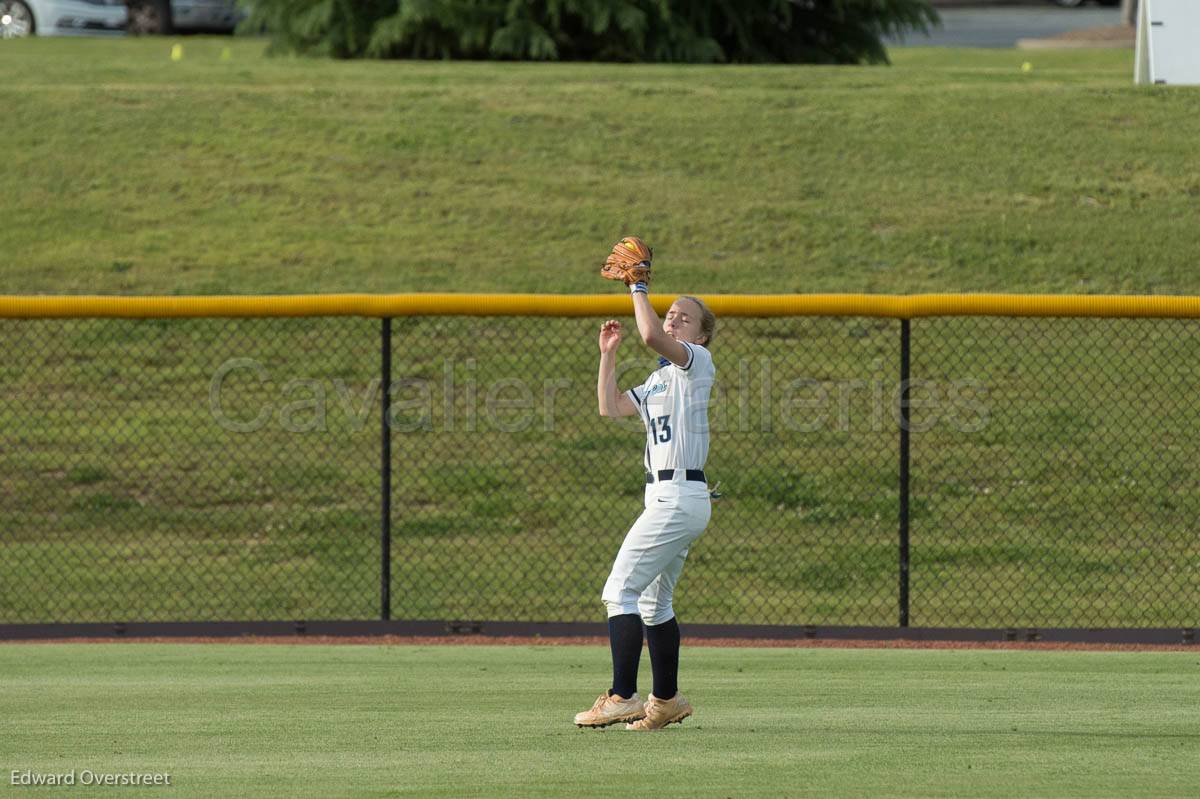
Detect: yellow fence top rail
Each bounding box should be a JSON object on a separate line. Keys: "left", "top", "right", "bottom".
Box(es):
{"left": 3, "top": 293, "right": 1200, "bottom": 319}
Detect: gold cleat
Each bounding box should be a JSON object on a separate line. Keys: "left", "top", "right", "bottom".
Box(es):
{"left": 574, "top": 691, "right": 646, "bottom": 728}
{"left": 625, "top": 693, "right": 692, "bottom": 731}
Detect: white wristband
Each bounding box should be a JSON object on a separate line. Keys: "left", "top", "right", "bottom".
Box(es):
{"left": 630, "top": 282, "right": 648, "bottom": 295}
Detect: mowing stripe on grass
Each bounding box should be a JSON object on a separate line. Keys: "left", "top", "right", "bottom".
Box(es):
{"left": 2, "top": 643, "right": 1196, "bottom": 798}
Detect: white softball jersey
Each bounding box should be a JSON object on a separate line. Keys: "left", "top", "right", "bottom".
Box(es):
{"left": 625, "top": 341, "right": 715, "bottom": 475}
{"left": 603, "top": 342, "right": 715, "bottom": 625}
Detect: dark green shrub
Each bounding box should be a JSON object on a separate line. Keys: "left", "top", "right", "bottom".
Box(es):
{"left": 239, "top": 0, "right": 938, "bottom": 64}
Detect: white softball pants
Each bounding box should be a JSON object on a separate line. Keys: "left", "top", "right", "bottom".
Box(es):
{"left": 601, "top": 481, "right": 712, "bottom": 626}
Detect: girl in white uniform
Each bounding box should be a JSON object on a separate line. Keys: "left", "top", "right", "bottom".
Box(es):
{"left": 574, "top": 286, "right": 716, "bottom": 731}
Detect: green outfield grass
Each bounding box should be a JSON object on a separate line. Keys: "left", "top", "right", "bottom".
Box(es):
{"left": 1, "top": 643, "right": 1197, "bottom": 798}
{"left": 2, "top": 41, "right": 1199, "bottom": 628}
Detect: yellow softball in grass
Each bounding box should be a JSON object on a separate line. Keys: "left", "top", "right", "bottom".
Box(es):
{"left": 1021, "top": 62, "right": 1033, "bottom": 74}
{"left": 171, "top": 44, "right": 184, "bottom": 61}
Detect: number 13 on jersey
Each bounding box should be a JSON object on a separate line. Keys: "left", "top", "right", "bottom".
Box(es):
{"left": 648, "top": 414, "right": 672, "bottom": 444}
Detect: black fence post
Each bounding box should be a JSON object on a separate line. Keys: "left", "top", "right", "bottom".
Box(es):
{"left": 898, "top": 318, "right": 911, "bottom": 627}
{"left": 380, "top": 317, "right": 392, "bottom": 621}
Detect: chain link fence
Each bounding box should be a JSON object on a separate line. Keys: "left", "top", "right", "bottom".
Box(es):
{"left": 1, "top": 306, "right": 1197, "bottom": 629}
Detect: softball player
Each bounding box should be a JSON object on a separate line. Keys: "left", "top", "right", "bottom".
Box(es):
{"left": 574, "top": 287, "right": 716, "bottom": 731}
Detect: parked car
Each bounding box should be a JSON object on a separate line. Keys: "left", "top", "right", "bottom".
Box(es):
{"left": 126, "top": 0, "right": 241, "bottom": 35}
{"left": 0, "top": 0, "right": 126, "bottom": 37}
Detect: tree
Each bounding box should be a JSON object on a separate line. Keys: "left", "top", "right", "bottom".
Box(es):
{"left": 239, "top": 0, "right": 940, "bottom": 65}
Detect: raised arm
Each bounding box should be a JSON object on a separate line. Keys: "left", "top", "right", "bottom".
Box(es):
{"left": 597, "top": 320, "right": 638, "bottom": 418}
{"left": 631, "top": 289, "right": 691, "bottom": 367}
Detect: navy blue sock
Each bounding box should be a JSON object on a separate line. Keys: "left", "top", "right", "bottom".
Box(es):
{"left": 644, "top": 617, "right": 681, "bottom": 699}
{"left": 608, "top": 614, "right": 643, "bottom": 699}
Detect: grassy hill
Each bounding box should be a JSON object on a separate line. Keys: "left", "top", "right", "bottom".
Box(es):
{"left": 2, "top": 39, "right": 1197, "bottom": 296}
